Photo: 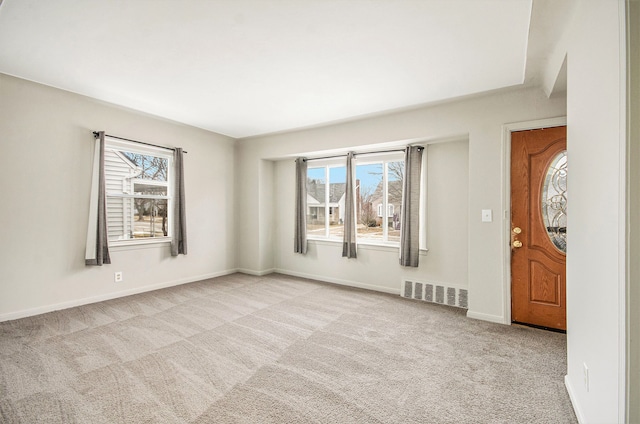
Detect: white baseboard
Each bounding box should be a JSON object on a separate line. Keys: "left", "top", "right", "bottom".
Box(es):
{"left": 564, "top": 375, "right": 585, "bottom": 424}
{"left": 466, "top": 310, "right": 507, "bottom": 324}
{"left": 0, "top": 268, "right": 239, "bottom": 322}
{"left": 274, "top": 268, "right": 400, "bottom": 295}
{"left": 236, "top": 268, "right": 276, "bottom": 276}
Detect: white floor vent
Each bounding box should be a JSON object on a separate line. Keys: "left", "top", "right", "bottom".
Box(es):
{"left": 401, "top": 280, "right": 468, "bottom": 309}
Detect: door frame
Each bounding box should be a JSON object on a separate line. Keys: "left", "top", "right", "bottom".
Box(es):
{"left": 501, "top": 116, "right": 567, "bottom": 325}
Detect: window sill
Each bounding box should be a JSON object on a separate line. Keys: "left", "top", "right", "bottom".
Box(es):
{"left": 109, "top": 238, "right": 171, "bottom": 251}
{"left": 307, "top": 237, "right": 428, "bottom": 254}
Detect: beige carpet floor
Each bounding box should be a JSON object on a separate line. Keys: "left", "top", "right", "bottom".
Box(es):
{"left": 0, "top": 273, "right": 577, "bottom": 423}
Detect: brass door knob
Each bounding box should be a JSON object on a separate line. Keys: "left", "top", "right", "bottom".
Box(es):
{"left": 513, "top": 240, "right": 523, "bottom": 248}
{"left": 513, "top": 227, "right": 522, "bottom": 234}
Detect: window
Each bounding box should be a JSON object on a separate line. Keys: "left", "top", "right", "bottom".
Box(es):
{"left": 307, "top": 153, "right": 404, "bottom": 245}
{"left": 356, "top": 155, "right": 404, "bottom": 243}
{"left": 306, "top": 164, "right": 346, "bottom": 239}
{"left": 104, "top": 137, "right": 173, "bottom": 245}
{"left": 377, "top": 204, "right": 394, "bottom": 218}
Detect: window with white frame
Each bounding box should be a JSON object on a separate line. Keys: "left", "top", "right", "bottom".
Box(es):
{"left": 356, "top": 153, "right": 404, "bottom": 243}
{"left": 306, "top": 152, "right": 405, "bottom": 245}
{"left": 306, "top": 163, "right": 346, "bottom": 239}
{"left": 104, "top": 137, "right": 173, "bottom": 244}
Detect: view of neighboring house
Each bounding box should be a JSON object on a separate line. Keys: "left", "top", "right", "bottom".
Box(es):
{"left": 367, "top": 179, "right": 403, "bottom": 230}
{"left": 306, "top": 179, "right": 346, "bottom": 225}
{"left": 306, "top": 176, "right": 404, "bottom": 232}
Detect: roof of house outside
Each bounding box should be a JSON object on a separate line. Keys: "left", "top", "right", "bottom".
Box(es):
{"left": 307, "top": 181, "right": 346, "bottom": 204}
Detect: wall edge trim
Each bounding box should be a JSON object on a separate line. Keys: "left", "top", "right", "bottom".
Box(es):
{"left": 237, "top": 268, "right": 276, "bottom": 276}
{"left": 0, "top": 268, "right": 239, "bottom": 322}
{"left": 274, "top": 268, "right": 400, "bottom": 295}
{"left": 466, "top": 310, "right": 507, "bottom": 324}
{"left": 565, "top": 374, "right": 585, "bottom": 424}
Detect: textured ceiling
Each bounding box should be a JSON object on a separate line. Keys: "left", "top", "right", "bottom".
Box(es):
{"left": 0, "top": 0, "right": 553, "bottom": 139}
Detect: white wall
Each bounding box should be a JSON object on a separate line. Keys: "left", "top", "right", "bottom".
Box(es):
{"left": 259, "top": 159, "right": 276, "bottom": 272}
{"left": 564, "top": 1, "right": 627, "bottom": 422}
{"left": 419, "top": 139, "right": 470, "bottom": 289}
{"left": 0, "top": 73, "right": 237, "bottom": 320}
{"left": 236, "top": 87, "right": 566, "bottom": 322}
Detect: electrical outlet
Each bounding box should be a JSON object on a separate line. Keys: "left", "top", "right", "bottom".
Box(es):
{"left": 114, "top": 272, "right": 123, "bottom": 283}
{"left": 583, "top": 363, "right": 589, "bottom": 392}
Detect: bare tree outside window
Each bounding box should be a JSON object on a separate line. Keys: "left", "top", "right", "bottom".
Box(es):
{"left": 356, "top": 160, "right": 404, "bottom": 242}
{"left": 358, "top": 184, "right": 377, "bottom": 228}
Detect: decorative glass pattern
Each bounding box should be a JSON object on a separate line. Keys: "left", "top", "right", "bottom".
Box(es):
{"left": 541, "top": 151, "right": 567, "bottom": 253}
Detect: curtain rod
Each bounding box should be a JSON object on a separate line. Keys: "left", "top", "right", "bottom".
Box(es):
{"left": 302, "top": 147, "right": 422, "bottom": 162}
{"left": 93, "top": 132, "right": 187, "bottom": 154}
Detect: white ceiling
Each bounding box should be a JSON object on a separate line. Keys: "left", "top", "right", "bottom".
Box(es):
{"left": 0, "top": 0, "right": 565, "bottom": 139}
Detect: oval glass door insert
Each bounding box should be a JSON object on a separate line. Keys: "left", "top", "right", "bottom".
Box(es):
{"left": 541, "top": 151, "right": 567, "bottom": 253}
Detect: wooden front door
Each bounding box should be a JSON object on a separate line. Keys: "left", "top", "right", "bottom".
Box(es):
{"left": 511, "top": 126, "right": 567, "bottom": 331}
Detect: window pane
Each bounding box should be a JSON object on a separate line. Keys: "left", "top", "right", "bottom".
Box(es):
{"left": 306, "top": 167, "right": 326, "bottom": 237}
{"left": 387, "top": 161, "right": 404, "bottom": 242}
{"left": 132, "top": 198, "right": 168, "bottom": 238}
{"left": 121, "top": 152, "right": 168, "bottom": 182}
{"left": 541, "top": 151, "right": 567, "bottom": 253}
{"left": 107, "top": 197, "right": 168, "bottom": 241}
{"left": 356, "top": 163, "right": 383, "bottom": 241}
{"left": 328, "top": 167, "right": 346, "bottom": 239}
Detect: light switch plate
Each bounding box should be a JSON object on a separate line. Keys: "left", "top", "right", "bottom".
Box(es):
{"left": 481, "top": 209, "right": 492, "bottom": 222}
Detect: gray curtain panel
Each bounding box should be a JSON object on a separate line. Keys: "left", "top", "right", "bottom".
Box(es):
{"left": 399, "top": 145, "right": 423, "bottom": 267}
{"left": 342, "top": 152, "right": 357, "bottom": 258}
{"left": 85, "top": 131, "right": 111, "bottom": 266}
{"left": 294, "top": 157, "right": 308, "bottom": 254}
{"left": 171, "top": 148, "right": 188, "bottom": 256}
